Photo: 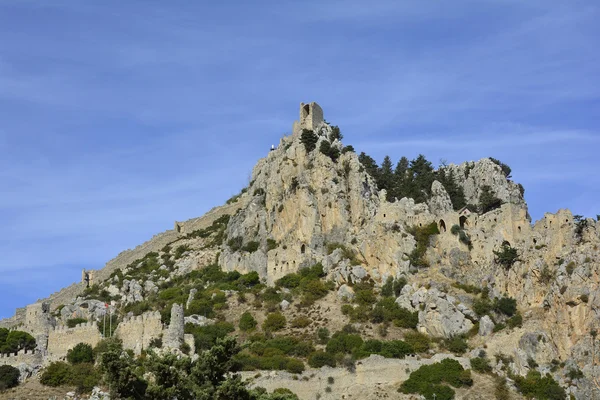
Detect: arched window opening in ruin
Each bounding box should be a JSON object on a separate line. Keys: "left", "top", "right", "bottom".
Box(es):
{"left": 302, "top": 104, "right": 310, "bottom": 118}
{"left": 439, "top": 219, "right": 447, "bottom": 233}
{"left": 533, "top": 238, "right": 537, "bottom": 244}
{"left": 502, "top": 240, "right": 511, "bottom": 247}
{"left": 518, "top": 226, "right": 522, "bottom": 233}
{"left": 383, "top": 214, "right": 386, "bottom": 218}
{"left": 565, "top": 219, "right": 569, "bottom": 223}
{"left": 301, "top": 244, "right": 306, "bottom": 254}
{"left": 459, "top": 215, "right": 468, "bottom": 229}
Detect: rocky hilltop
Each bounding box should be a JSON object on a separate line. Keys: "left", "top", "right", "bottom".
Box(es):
{"left": 1, "top": 102, "right": 599, "bottom": 400}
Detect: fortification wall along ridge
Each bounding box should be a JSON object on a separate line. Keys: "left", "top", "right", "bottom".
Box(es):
{"left": 47, "top": 322, "right": 102, "bottom": 358}
{"left": 174, "top": 200, "right": 245, "bottom": 236}
{"left": 114, "top": 311, "right": 163, "bottom": 354}
{"left": 0, "top": 349, "right": 43, "bottom": 367}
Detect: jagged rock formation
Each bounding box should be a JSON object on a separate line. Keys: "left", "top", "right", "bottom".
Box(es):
{"left": 1, "top": 102, "right": 599, "bottom": 399}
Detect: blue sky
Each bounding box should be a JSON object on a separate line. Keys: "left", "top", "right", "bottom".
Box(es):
{"left": 0, "top": 1, "right": 598, "bottom": 318}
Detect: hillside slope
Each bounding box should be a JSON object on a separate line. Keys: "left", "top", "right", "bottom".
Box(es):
{"left": 1, "top": 102, "right": 599, "bottom": 400}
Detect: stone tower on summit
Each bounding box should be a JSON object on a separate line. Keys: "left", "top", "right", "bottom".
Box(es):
{"left": 292, "top": 102, "right": 324, "bottom": 134}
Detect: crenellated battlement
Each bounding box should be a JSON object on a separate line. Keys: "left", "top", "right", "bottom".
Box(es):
{"left": 114, "top": 311, "right": 163, "bottom": 355}
{"left": 0, "top": 349, "right": 43, "bottom": 367}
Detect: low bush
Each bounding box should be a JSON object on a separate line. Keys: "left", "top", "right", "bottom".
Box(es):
{"left": 308, "top": 351, "right": 336, "bottom": 368}
{"left": 290, "top": 316, "right": 311, "bottom": 328}
{"left": 263, "top": 313, "right": 286, "bottom": 332}
{"left": 403, "top": 332, "right": 431, "bottom": 353}
{"left": 495, "top": 296, "right": 517, "bottom": 317}
{"left": 399, "top": 358, "right": 472, "bottom": 400}
{"left": 326, "top": 331, "right": 363, "bottom": 355}
{"left": 186, "top": 321, "right": 235, "bottom": 352}
{"left": 470, "top": 356, "right": 492, "bottom": 374}
{"left": 513, "top": 370, "right": 566, "bottom": 400}
{"left": 354, "top": 339, "right": 413, "bottom": 360}
{"left": 0, "top": 365, "right": 19, "bottom": 390}
{"left": 67, "top": 343, "right": 93, "bottom": 364}
{"left": 241, "top": 241, "right": 260, "bottom": 253}
{"left": 239, "top": 312, "right": 258, "bottom": 331}
{"left": 494, "top": 243, "right": 519, "bottom": 269}
{"left": 443, "top": 336, "right": 469, "bottom": 355}
{"left": 407, "top": 222, "right": 439, "bottom": 268}
{"left": 381, "top": 276, "right": 407, "bottom": 298}
{"left": 370, "top": 297, "right": 418, "bottom": 328}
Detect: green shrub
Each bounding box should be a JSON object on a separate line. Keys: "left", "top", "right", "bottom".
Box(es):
{"left": 242, "top": 241, "right": 260, "bottom": 253}
{"left": 399, "top": 358, "right": 472, "bottom": 399}
{"left": 317, "top": 328, "right": 330, "bottom": 344}
{"left": 566, "top": 262, "right": 576, "bottom": 275}
{"left": 381, "top": 276, "right": 407, "bottom": 298}
{"left": 443, "top": 336, "right": 469, "bottom": 355}
{"left": 239, "top": 312, "right": 258, "bottom": 331}
{"left": 67, "top": 343, "right": 94, "bottom": 364}
{"left": 326, "top": 331, "right": 363, "bottom": 355}
{"left": 174, "top": 244, "right": 190, "bottom": 259}
{"left": 567, "top": 368, "right": 583, "bottom": 380}
{"left": 263, "top": 313, "right": 286, "bottom": 332}
{"left": 308, "top": 351, "right": 336, "bottom": 368}
{"left": 370, "top": 297, "right": 418, "bottom": 328}
{"left": 479, "top": 185, "right": 503, "bottom": 214}
{"left": 459, "top": 230, "right": 472, "bottom": 248}
{"left": 354, "top": 283, "right": 377, "bottom": 306}
{"left": 493, "top": 242, "right": 519, "bottom": 269}
{"left": 450, "top": 225, "right": 461, "bottom": 235}
{"left": 354, "top": 339, "right": 413, "bottom": 359}
{"left": 40, "top": 362, "right": 72, "bottom": 387}
{"left": 470, "top": 356, "right": 492, "bottom": 373}
{"left": 495, "top": 296, "right": 517, "bottom": 316}
{"left": 319, "top": 140, "right": 340, "bottom": 162}
{"left": 227, "top": 236, "right": 243, "bottom": 251}
{"left": 267, "top": 239, "right": 278, "bottom": 251}
{"left": 507, "top": 313, "right": 523, "bottom": 329}
{"left": 513, "top": 370, "right": 566, "bottom": 400}
{"left": 285, "top": 359, "right": 305, "bottom": 374}
{"left": 0, "top": 365, "right": 19, "bottom": 390}
{"left": 186, "top": 321, "right": 235, "bottom": 351}
{"left": 300, "top": 129, "right": 318, "bottom": 152}
{"left": 290, "top": 316, "right": 311, "bottom": 328}
{"left": 407, "top": 222, "right": 439, "bottom": 268}
{"left": 403, "top": 332, "right": 431, "bottom": 353}
{"left": 452, "top": 282, "right": 482, "bottom": 294}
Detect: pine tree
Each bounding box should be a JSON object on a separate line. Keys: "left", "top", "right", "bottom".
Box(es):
{"left": 408, "top": 155, "right": 435, "bottom": 203}
{"left": 379, "top": 156, "right": 395, "bottom": 201}
{"left": 358, "top": 152, "right": 380, "bottom": 184}
{"left": 437, "top": 169, "right": 467, "bottom": 211}
{"left": 394, "top": 157, "right": 410, "bottom": 199}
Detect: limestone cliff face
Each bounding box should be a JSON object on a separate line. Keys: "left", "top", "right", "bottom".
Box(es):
{"left": 2, "top": 102, "right": 599, "bottom": 399}
{"left": 218, "top": 121, "right": 426, "bottom": 285}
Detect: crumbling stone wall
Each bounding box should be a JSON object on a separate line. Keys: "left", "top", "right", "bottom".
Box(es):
{"left": 0, "top": 349, "right": 43, "bottom": 367}
{"left": 114, "top": 311, "right": 163, "bottom": 355}
{"left": 47, "top": 322, "right": 102, "bottom": 359}
{"left": 175, "top": 201, "right": 245, "bottom": 236}
{"left": 292, "top": 102, "right": 324, "bottom": 134}
{"left": 163, "top": 304, "right": 184, "bottom": 350}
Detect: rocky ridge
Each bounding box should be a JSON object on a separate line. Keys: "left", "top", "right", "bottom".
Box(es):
{"left": 1, "top": 102, "right": 599, "bottom": 399}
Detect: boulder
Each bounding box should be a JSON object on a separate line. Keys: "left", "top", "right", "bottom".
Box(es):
{"left": 337, "top": 284, "right": 355, "bottom": 300}
{"left": 478, "top": 315, "right": 495, "bottom": 336}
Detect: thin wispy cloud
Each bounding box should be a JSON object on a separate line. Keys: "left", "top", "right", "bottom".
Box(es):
{"left": 0, "top": 1, "right": 598, "bottom": 318}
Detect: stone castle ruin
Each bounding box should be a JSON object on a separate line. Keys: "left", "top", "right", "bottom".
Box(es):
{"left": 0, "top": 102, "right": 598, "bottom": 398}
